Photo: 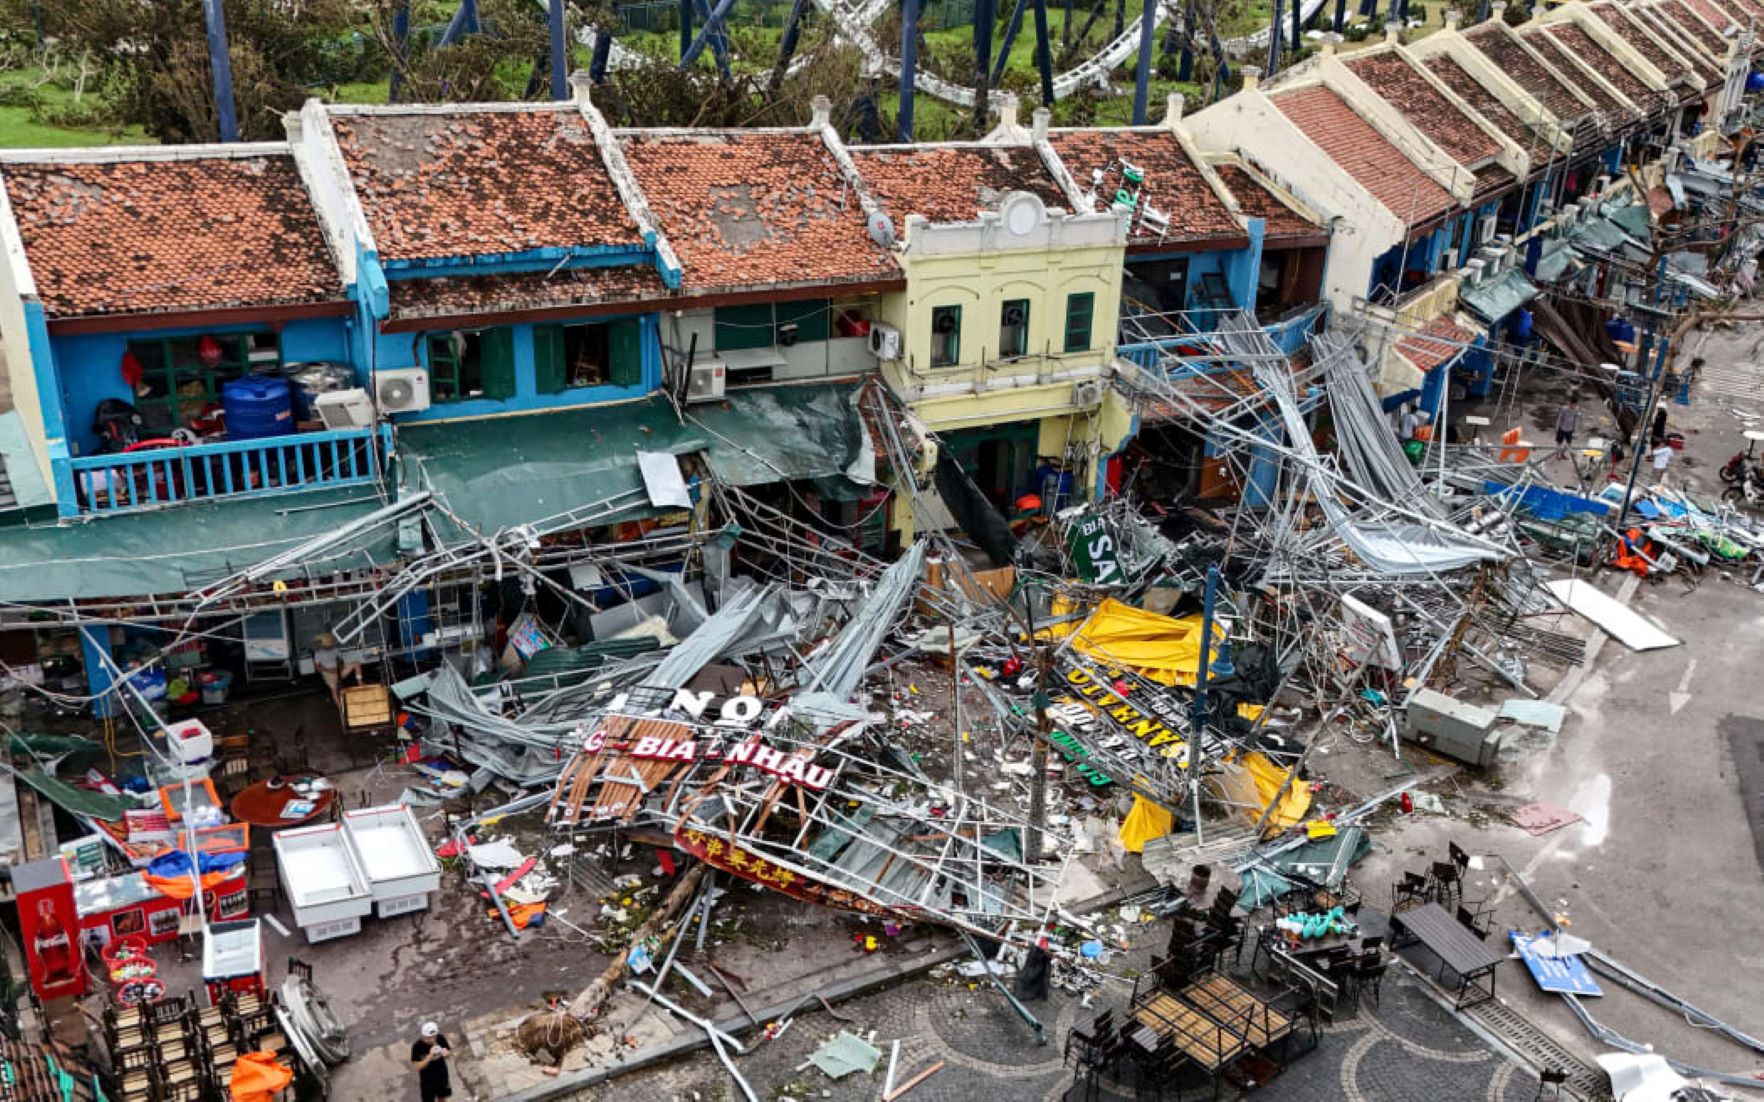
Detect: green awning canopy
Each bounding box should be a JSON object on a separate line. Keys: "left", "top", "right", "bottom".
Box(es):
{"left": 0, "top": 411, "right": 52, "bottom": 514}
{"left": 1569, "top": 216, "right": 1632, "bottom": 253}
{"left": 1607, "top": 199, "right": 1652, "bottom": 239}
{"left": 397, "top": 396, "right": 710, "bottom": 541}
{"left": 1533, "top": 242, "right": 1581, "bottom": 284}
{"left": 0, "top": 485, "right": 397, "bottom": 604}
{"left": 1458, "top": 267, "right": 1540, "bottom": 323}
{"left": 398, "top": 385, "right": 874, "bottom": 542}
{"left": 689, "top": 384, "right": 872, "bottom": 489}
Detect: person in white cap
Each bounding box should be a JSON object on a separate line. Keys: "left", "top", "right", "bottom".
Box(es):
{"left": 410, "top": 1021, "right": 452, "bottom": 1101}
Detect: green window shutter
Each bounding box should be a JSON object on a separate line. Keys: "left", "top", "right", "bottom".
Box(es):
{"left": 714, "top": 304, "right": 774, "bottom": 351}
{"left": 1064, "top": 292, "right": 1095, "bottom": 354}
{"left": 775, "top": 299, "right": 830, "bottom": 343}
{"left": 481, "top": 327, "right": 517, "bottom": 400}
{"left": 608, "top": 319, "right": 643, "bottom": 388}
{"left": 533, "top": 325, "right": 567, "bottom": 394}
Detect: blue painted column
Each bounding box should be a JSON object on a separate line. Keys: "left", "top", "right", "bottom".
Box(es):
{"left": 549, "top": 0, "right": 568, "bottom": 99}
{"left": 1334, "top": 0, "right": 1348, "bottom": 31}
{"left": 1229, "top": 217, "right": 1267, "bottom": 315}
{"left": 900, "top": 0, "right": 920, "bottom": 140}
{"left": 202, "top": 0, "right": 239, "bottom": 141}
{"left": 1031, "top": 0, "right": 1055, "bottom": 106}
{"left": 1132, "top": 0, "right": 1158, "bottom": 124}
{"left": 1268, "top": 0, "right": 1285, "bottom": 75}
{"left": 1243, "top": 410, "right": 1282, "bottom": 508}
{"left": 80, "top": 626, "right": 116, "bottom": 720}
{"left": 680, "top": 0, "right": 693, "bottom": 59}
{"left": 974, "top": 0, "right": 996, "bottom": 129}
{"left": 993, "top": 0, "right": 1027, "bottom": 85}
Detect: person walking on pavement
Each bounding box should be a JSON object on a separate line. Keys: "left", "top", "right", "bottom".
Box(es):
{"left": 1554, "top": 397, "right": 1581, "bottom": 457}
{"left": 411, "top": 1022, "right": 452, "bottom": 1102}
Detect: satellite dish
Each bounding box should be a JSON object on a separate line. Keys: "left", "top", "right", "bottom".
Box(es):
{"left": 868, "top": 209, "right": 896, "bottom": 248}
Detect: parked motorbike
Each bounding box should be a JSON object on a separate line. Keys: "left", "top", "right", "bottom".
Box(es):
{"left": 1723, "top": 469, "right": 1764, "bottom": 508}
{"left": 1720, "top": 430, "right": 1764, "bottom": 483}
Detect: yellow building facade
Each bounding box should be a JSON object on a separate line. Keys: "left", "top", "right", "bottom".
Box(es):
{"left": 873, "top": 193, "right": 1139, "bottom": 542}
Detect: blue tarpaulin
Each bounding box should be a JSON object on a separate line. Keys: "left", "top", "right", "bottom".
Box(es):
{"left": 1485, "top": 481, "right": 1612, "bottom": 522}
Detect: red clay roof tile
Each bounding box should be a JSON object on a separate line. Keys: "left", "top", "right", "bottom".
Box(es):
{"left": 332, "top": 107, "right": 641, "bottom": 263}
{"left": 1047, "top": 128, "right": 1244, "bottom": 244}
{"left": 1544, "top": 23, "right": 1660, "bottom": 109}
{"left": 1677, "top": 0, "right": 1738, "bottom": 32}
{"left": 386, "top": 265, "right": 671, "bottom": 322}
{"left": 1423, "top": 56, "right": 1555, "bottom": 153}
{"left": 1589, "top": 3, "right": 1709, "bottom": 86}
{"left": 1346, "top": 52, "right": 1503, "bottom": 169}
{"left": 848, "top": 145, "right": 1069, "bottom": 224}
{"left": 1211, "top": 163, "right": 1322, "bottom": 241}
{"left": 1271, "top": 86, "right": 1456, "bottom": 223}
{"left": 1653, "top": 0, "right": 1730, "bottom": 56}
{"left": 1396, "top": 314, "right": 1476, "bottom": 373}
{"left": 617, "top": 130, "right": 898, "bottom": 295}
{"left": 1521, "top": 25, "right": 1645, "bottom": 124}
{"left": 1629, "top": 3, "right": 1725, "bottom": 72}
{"left": 2, "top": 154, "right": 344, "bottom": 320}
{"left": 1466, "top": 23, "right": 1597, "bottom": 128}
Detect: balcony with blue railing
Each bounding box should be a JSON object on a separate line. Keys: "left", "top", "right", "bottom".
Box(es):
{"left": 65, "top": 427, "right": 386, "bottom": 516}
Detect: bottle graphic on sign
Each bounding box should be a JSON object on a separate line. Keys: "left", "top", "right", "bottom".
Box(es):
{"left": 33, "top": 899, "right": 74, "bottom": 986}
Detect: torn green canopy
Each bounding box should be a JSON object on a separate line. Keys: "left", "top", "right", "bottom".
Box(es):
{"left": 9, "top": 767, "right": 129, "bottom": 822}
{"left": 1458, "top": 267, "right": 1538, "bottom": 324}
{"left": 396, "top": 396, "right": 710, "bottom": 541}
{"left": 0, "top": 485, "right": 397, "bottom": 603}
{"left": 688, "top": 383, "right": 873, "bottom": 490}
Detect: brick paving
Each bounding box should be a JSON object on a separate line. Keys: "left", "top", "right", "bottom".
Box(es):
{"left": 551, "top": 937, "right": 1543, "bottom": 1101}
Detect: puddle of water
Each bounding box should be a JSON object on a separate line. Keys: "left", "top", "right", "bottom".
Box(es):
{"left": 1567, "top": 773, "right": 1612, "bottom": 847}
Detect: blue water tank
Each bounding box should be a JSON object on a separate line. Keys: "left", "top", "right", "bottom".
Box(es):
{"left": 222, "top": 375, "right": 294, "bottom": 440}
{"left": 1605, "top": 316, "right": 1637, "bottom": 345}
{"left": 1748, "top": 71, "right": 1764, "bottom": 93}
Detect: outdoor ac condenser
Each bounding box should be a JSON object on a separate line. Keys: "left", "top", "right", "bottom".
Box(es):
{"left": 1404, "top": 688, "right": 1503, "bottom": 768}
{"left": 375, "top": 368, "right": 431, "bottom": 414}
{"left": 313, "top": 388, "right": 376, "bottom": 430}
{"left": 1072, "top": 379, "right": 1106, "bottom": 408}
{"left": 868, "top": 323, "right": 902, "bottom": 361}
{"left": 686, "top": 359, "right": 727, "bottom": 404}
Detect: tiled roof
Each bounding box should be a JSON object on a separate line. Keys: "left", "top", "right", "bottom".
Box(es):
{"left": 331, "top": 108, "right": 642, "bottom": 263}
{"left": 1473, "top": 164, "right": 1517, "bottom": 200}
{"left": 385, "top": 264, "right": 671, "bottom": 322}
{"left": 1678, "top": 0, "right": 1738, "bottom": 33}
{"left": 1544, "top": 23, "right": 1660, "bottom": 109}
{"left": 1465, "top": 23, "right": 1595, "bottom": 127}
{"left": 2, "top": 154, "right": 344, "bottom": 320}
{"left": 617, "top": 130, "right": 898, "bottom": 294}
{"left": 1395, "top": 314, "right": 1476, "bottom": 373}
{"left": 1654, "top": 0, "right": 1729, "bottom": 56}
{"left": 1521, "top": 26, "right": 1643, "bottom": 125}
{"left": 849, "top": 145, "right": 1069, "bottom": 224}
{"left": 1047, "top": 129, "right": 1244, "bottom": 245}
{"left": 1424, "top": 56, "right": 1554, "bottom": 153}
{"left": 1589, "top": 3, "right": 1705, "bottom": 86}
{"left": 1629, "top": 5, "right": 1724, "bottom": 76}
{"left": 1211, "top": 164, "right": 1323, "bottom": 241}
{"left": 1271, "top": 86, "right": 1455, "bottom": 223}
{"left": 1346, "top": 53, "right": 1502, "bottom": 168}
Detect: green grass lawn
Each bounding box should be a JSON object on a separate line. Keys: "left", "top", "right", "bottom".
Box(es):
{"left": 0, "top": 70, "right": 148, "bottom": 149}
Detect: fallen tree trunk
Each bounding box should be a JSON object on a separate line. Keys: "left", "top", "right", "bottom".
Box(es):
{"left": 571, "top": 863, "right": 707, "bottom": 1020}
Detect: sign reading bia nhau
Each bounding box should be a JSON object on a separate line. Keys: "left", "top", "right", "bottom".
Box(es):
{"left": 582, "top": 688, "right": 836, "bottom": 791}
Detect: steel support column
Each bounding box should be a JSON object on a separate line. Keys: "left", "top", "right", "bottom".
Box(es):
{"left": 1131, "top": 0, "right": 1157, "bottom": 124}
{"left": 1032, "top": 0, "right": 1055, "bottom": 106}
{"left": 390, "top": 1, "right": 411, "bottom": 102}
{"left": 1268, "top": 0, "right": 1284, "bottom": 74}
{"left": 549, "top": 0, "right": 567, "bottom": 99}
{"left": 681, "top": 0, "right": 738, "bottom": 69}
{"left": 900, "top": 0, "right": 920, "bottom": 141}
{"left": 974, "top": 0, "right": 997, "bottom": 131}
{"left": 993, "top": 0, "right": 1027, "bottom": 84}
{"left": 203, "top": 0, "right": 239, "bottom": 141}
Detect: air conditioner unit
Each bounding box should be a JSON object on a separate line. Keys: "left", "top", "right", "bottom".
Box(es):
{"left": 313, "top": 387, "right": 375, "bottom": 430}
{"left": 1072, "top": 378, "right": 1106, "bottom": 407}
{"left": 868, "top": 323, "right": 902, "bottom": 361}
{"left": 1464, "top": 259, "right": 1487, "bottom": 286}
{"left": 687, "top": 359, "right": 727, "bottom": 404}
{"left": 375, "top": 368, "right": 430, "bottom": 414}
{"left": 1475, "top": 214, "right": 1498, "bottom": 244}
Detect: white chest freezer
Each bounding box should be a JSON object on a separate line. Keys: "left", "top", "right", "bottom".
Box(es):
{"left": 341, "top": 804, "right": 442, "bottom": 918}
{"left": 272, "top": 823, "right": 372, "bottom": 941}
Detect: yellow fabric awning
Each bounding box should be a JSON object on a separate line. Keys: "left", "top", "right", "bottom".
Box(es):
{"left": 1046, "top": 597, "right": 1223, "bottom": 687}
{"left": 1118, "top": 794, "right": 1175, "bottom": 854}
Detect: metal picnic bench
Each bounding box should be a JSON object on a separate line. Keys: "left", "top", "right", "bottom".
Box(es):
{"left": 1390, "top": 901, "right": 1503, "bottom": 1008}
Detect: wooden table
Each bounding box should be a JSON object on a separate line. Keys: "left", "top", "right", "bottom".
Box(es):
{"left": 1391, "top": 901, "right": 1503, "bottom": 1008}
{"left": 1179, "top": 973, "right": 1294, "bottom": 1050}
{"left": 1131, "top": 991, "right": 1247, "bottom": 1072}
{"left": 228, "top": 779, "right": 336, "bottom": 829}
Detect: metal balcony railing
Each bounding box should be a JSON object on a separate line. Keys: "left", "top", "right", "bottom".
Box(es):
{"left": 65, "top": 427, "right": 384, "bottom": 516}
